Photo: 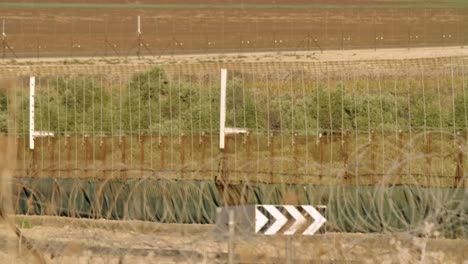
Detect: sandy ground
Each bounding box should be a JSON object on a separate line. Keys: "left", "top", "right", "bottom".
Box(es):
{"left": 4, "top": 46, "right": 468, "bottom": 64}
{"left": 0, "top": 46, "right": 467, "bottom": 77}
{"left": 0, "top": 215, "right": 466, "bottom": 263}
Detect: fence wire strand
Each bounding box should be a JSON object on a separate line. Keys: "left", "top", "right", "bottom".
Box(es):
{"left": 0, "top": 61, "right": 466, "bottom": 262}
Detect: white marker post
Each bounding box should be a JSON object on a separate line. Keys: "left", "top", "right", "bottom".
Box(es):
{"left": 29, "top": 76, "right": 35, "bottom": 150}
{"left": 219, "top": 69, "right": 248, "bottom": 150}
{"left": 29, "top": 76, "right": 54, "bottom": 149}
{"left": 220, "top": 69, "right": 227, "bottom": 149}
{"left": 137, "top": 15, "right": 141, "bottom": 34}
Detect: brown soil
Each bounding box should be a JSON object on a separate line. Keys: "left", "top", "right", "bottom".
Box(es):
{"left": 1, "top": 3, "right": 467, "bottom": 58}
{"left": 8, "top": 0, "right": 403, "bottom": 4}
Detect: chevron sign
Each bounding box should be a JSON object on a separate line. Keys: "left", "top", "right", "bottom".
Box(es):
{"left": 255, "top": 205, "right": 326, "bottom": 235}
{"left": 215, "top": 205, "right": 326, "bottom": 236}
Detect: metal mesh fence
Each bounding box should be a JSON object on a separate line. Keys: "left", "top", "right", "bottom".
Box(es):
{"left": 0, "top": 61, "right": 466, "bottom": 262}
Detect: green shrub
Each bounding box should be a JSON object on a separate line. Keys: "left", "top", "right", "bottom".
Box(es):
{"left": 454, "top": 91, "right": 468, "bottom": 130}
{"left": 0, "top": 90, "right": 7, "bottom": 133}
{"left": 11, "top": 67, "right": 468, "bottom": 136}
{"left": 16, "top": 76, "right": 110, "bottom": 135}
{"left": 0, "top": 111, "right": 7, "bottom": 133}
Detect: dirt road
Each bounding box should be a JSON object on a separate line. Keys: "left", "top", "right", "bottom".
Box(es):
{"left": 0, "top": 46, "right": 467, "bottom": 77}
{"left": 0, "top": 215, "right": 466, "bottom": 263}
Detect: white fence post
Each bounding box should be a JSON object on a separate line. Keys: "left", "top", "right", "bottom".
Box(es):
{"left": 220, "top": 69, "right": 227, "bottom": 150}
{"left": 29, "top": 76, "right": 35, "bottom": 150}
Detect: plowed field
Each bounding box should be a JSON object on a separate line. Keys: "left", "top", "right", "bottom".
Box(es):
{"left": 1, "top": 1, "right": 468, "bottom": 58}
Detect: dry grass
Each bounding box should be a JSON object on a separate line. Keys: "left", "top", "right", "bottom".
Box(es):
{"left": 1, "top": 216, "right": 466, "bottom": 263}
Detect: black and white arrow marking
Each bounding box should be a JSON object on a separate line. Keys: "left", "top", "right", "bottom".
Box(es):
{"left": 255, "top": 205, "right": 326, "bottom": 235}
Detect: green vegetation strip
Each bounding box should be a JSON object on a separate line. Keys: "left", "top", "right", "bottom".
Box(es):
{"left": 2, "top": 67, "right": 467, "bottom": 136}
{"left": 14, "top": 177, "right": 467, "bottom": 238}
{"left": 0, "top": 2, "right": 466, "bottom": 10}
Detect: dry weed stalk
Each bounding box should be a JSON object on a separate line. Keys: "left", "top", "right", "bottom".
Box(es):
{"left": 0, "top": 78, "right": 46, "bottom": 263}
